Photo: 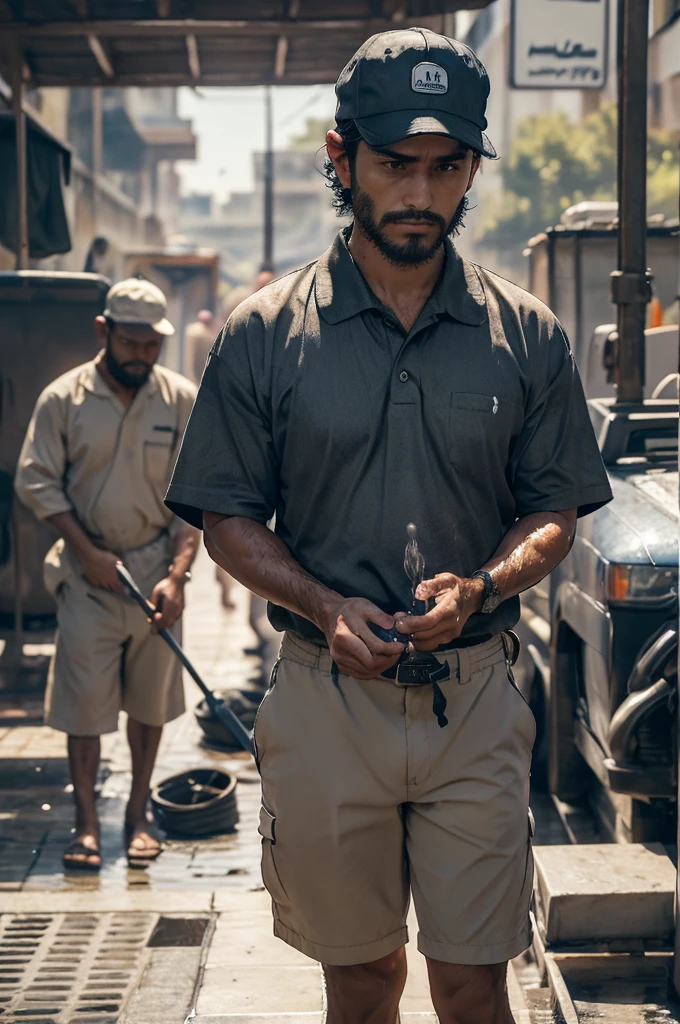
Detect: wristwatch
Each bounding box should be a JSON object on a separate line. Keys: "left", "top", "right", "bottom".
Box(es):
{"left": 470, "top": 570, "right": 501, "bottom": 614}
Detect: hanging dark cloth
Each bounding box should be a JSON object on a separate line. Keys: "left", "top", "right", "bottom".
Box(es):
{"left": 0, "top": 111, "right": 72, "bottom": 259}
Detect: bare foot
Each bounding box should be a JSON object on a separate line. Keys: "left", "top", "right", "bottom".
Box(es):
{"left": 125, "top": 815, "right": 163, "bottom": 866}
{"left": 63, "top": 831, "right": 101, "bottom": 871}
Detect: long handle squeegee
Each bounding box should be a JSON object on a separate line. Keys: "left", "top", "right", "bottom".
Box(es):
{"left": 116, "top": 563, "right": 256, "bottom": 757}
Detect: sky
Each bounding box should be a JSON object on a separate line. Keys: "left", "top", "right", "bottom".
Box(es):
{"left": 176, "top": 84, "right": 337, "bottom": 204}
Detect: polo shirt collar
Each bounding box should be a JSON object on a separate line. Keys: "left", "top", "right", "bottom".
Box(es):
{"left": 315, "top": 229, "right": 487, "bottom": 327}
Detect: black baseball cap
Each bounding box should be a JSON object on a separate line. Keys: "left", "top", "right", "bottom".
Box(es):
{"left": 335, "top": 26, "right": 496, "bottom": 159}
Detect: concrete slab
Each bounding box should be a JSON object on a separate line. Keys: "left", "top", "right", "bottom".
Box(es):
{"left": 196, "top": 965, "right": 323, "bottom": 1015}
{"left": 0, "top": 889, "right": 213, "bottom": 913}
{"left": 534, "top": 843, "right": 675, "bottom": 944}
{"left": 119, "top": 947, "right": 201, "bottom": 1024}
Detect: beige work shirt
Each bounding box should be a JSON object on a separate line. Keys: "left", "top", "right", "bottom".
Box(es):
{"left": 16, "top": 358, "right": 197, "bottom": 561}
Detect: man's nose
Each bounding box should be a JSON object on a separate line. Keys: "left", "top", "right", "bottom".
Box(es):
{"left": 402, "top": 171, "right": 433, "bottom": 211}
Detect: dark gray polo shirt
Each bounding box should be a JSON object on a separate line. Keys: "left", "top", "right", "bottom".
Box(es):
{"left": 166, "top": 230, "right": 612, "bottom": 643}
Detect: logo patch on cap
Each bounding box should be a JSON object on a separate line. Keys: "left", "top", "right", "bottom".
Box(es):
{"left": 411, "top": 62, "right": 448, "bottom": 95}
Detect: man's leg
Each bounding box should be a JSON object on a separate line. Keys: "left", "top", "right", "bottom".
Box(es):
{"left": 323, "top": 948, "right": 407, "bottom": 1024}
{"left": 427, "top": 959, "right": 514, "bottom": 1024}
{"left": 65, "top": 734, "right": 102, "bottom": 868}
{"left": 125, "top": 717, "right": 163, "bottom": 858}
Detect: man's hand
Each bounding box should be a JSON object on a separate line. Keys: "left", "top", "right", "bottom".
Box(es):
{"left": 320, "top": 597, "right": 406, "bottom": 680}
{"left": 78, "top": 547, "right": 125, "bottom": 593}
{"left": 148, "top": 576, "right": 186, "bottom": 632}
{"left": 397, "top": 573, "right": 484, "bottom": 651}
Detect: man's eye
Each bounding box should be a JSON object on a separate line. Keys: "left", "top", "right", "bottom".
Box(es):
{"left": 439, "top": 163, "right": 461, "bottom": 172}
{"left": 384, "top": 161, "right": 405, "bottom": 170}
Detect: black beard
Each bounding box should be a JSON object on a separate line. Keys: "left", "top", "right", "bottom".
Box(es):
{"left": 351, "top": 174, "right": 467, "bottom": 267}
{"left": 105, "top": 343, "right": 151, "bottom": 390}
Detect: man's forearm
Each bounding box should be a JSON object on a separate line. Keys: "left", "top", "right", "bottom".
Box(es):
{"left": 46, "top": 510, "right": 97, "bottom": 559}
{"left": 169, "top": 524, "right": 200, "bottom": 581}
{"left": 203, "top": 513, "right": 342, "bottom": 633}
{"left": 478, "top": 509, "right": 577, "bottom": 605}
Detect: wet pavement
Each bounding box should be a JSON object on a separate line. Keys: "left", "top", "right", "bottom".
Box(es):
{"left": 0, "top": 549, "right": 543, "bottom": 1023}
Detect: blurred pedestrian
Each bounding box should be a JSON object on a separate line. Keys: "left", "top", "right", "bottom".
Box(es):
{"left": 15, "top": 278, "right": 199, "bottom": 872}
{"left": 184, "top": 308, "right": 216, "bottom": 384}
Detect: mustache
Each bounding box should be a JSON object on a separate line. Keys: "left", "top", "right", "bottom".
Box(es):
{"left": 379, "top": 209, "right": 445, "bottom": 229}
{"left": 120, "top": 362, "right": 150, "bottom": 372}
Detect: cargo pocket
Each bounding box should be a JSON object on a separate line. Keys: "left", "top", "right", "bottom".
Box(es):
{"left": 143, "top": 441, "right": 172, "bottom": 486}
{"left": 259, "top": 805, "right": 289, "bottom": 906}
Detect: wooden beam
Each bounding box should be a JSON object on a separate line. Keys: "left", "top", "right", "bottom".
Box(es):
{"left": 186, "top": 33, "right": 200, "bottom": 79}
{"left": 275, "top": 0, "right": 299, "bottom": 78}
{"left": 88, "top": 33, "right": 114, "bottom": 77}
{"left": 8, "top": 17, "right": 418, "bottom": 38}
{"left": 274, "top": 35, "right": 288, "bottom": 79}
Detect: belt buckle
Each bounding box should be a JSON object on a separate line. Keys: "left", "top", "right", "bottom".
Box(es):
{"left": 395, "top": 650, "right": 450, "bottom": 686}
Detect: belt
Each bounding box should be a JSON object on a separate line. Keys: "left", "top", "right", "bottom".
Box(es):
{"left": 88, "top": 528, "right": 169, "bottom": 556}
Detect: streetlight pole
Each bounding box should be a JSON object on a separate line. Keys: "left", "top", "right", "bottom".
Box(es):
{"left": 262, "top": 85, "right": 274, "bottom": 273}
{"left": 610, "top": 0, "right": 650, "bottom": 402}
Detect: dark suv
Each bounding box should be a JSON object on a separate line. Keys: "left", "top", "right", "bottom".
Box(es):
{"left": 515, "top": 395, "right": 678, "bottom": 843}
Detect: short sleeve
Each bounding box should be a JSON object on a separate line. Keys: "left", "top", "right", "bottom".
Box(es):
{"left": 509, "top": 322, "right": 613, "bottom": 518}
{"left": 15, "top": 389, "right": 73, "bottom": 520}
{"left": 165, "top": 317, "right": 277, "bottom": 529}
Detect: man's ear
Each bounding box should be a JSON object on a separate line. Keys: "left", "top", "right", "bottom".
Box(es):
{"left": 94, "top": 315, "right": 108, "bottom": 344}
{"left": 326, "top": 129, "right": 352, "bottom": 190}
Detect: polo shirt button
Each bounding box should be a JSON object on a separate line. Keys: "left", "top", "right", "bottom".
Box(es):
{"left": 399, "top": 370, "right": 409, "bottom": 383}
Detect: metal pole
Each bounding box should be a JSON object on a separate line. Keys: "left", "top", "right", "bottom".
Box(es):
{"left": 10, "top": 50, "right": 29, "bottom": 270}
{"left": 610, "top": 0, "right": 650, "bottom": 402}
{"left": 262, "top": 85, "right": 274, "bottom": 273}
{"left": 91, "top": 86, "right": 103, "bottom": 231}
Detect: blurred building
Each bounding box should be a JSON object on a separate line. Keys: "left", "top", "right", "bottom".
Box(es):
{"left": 0, "top": 83, "right": 196, "bottom": 277}
{"left": 179, "top": 121, "right": 344, "bottom": 285}
{"left": 649, "top": 0, "right": 680, "bottom": 131}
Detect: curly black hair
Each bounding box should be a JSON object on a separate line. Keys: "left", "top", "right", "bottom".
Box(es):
{"left": 323, "top": 119, "right": 363, "bottom": 216}
{"left": 323, "top": 119, "right": 481, "bottom": 221}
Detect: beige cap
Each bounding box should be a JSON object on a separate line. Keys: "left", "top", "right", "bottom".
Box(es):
{"left": 103, "top": 278, "right": 175, "bottom": 336}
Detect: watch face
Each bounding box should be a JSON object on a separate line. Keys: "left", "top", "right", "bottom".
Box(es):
{"left": 482, "top": 592, "right": 502, "bottom": 614}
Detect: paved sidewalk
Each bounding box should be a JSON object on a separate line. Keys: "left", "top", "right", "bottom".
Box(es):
{"left": 0, "top": 549, "right": 532, "bottom": 1023}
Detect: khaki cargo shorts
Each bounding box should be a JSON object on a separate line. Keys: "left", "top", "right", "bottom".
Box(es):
{"left": 254, "top": 631, "right": 536, "bottom": 967}
{"left": 44, "top": 536, "right": 184, "bottom": 736}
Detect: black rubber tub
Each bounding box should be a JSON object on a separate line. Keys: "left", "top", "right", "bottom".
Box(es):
{"left": 194, "top": 687, "right": 265, "bottom": 752}
{"left": 151, "top": 768, "right": 238, "bottom": 837}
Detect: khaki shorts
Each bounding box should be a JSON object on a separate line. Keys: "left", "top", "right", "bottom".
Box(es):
{"left": 254, "top": 631, "right": 535, "bottom": 967}
{"left": 44, "top": 539, "right": 184, "bottom": 736}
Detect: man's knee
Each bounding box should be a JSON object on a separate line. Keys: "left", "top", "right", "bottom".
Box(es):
{"left": 426, "top": 959, "right": 511, "bottom": 1024}
{"left": 324, "top": 947, "right": 407, "bottom": 1000}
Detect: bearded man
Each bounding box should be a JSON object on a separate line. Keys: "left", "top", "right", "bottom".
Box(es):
{"left": 166, "top": 28, "right": 612, "bottom": 1024}
{"left": 16, "top": 278, "right": 198, "bottom": 871}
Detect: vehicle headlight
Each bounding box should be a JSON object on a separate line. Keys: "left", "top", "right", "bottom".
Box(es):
{"left": 606, "top": 564, "right": 678, "bottom": 604}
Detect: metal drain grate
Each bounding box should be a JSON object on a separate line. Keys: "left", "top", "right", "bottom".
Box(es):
{"left": 0, "top": 913, "right": 155, "bottom": 1023}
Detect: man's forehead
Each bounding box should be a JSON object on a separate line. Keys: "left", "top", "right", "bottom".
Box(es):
{"left": 365, "top": 135, "right": 470, "bottom": 158}
{"left": 112, "top": 322, "right": 163, "bottom": 343}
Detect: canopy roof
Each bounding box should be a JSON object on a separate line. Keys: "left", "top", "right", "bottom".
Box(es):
{"left": 1, "top": 1, "right": 489, "bottom": 88}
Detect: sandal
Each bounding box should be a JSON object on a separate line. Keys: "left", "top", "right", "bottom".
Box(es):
{"left": 125, "top": 819, "right": 164, "bottom": 868}
{"left": 63, "top": 836, "right": 101, "bottom": 872}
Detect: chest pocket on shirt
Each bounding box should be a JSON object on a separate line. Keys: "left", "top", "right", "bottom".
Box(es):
{"left": 449, "top": 392, "right": 505, "bottom": 477}
{"left": 143, "top": 441, "right": 173, "bottom": 486}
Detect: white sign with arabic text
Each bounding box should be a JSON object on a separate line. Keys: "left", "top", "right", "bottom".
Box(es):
{"left": 510, "top": 0, "right": 609, "bottom": 89}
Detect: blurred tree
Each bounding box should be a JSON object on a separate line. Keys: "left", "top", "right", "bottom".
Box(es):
{"left": 289, "top": 117, "right": 334, "bottom": 151}
{"left": 477, "top": 104, "right": 679, "bottom": 252}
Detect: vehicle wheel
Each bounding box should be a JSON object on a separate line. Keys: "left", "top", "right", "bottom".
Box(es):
{"left": 151, "top": 768, "right": 238, "bottom": 837}
{"left": 548, "top": 619, "right": 589, "bottom": 802}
